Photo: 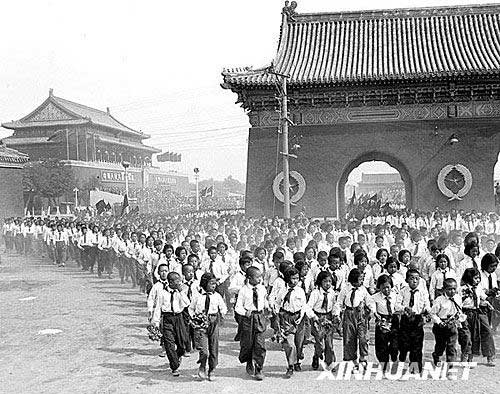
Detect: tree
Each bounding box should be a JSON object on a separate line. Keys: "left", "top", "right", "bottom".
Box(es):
{"left": 23, "top": 159, "right": 76, "bottom": 206}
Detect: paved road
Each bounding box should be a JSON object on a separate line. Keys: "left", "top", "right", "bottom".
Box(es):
{"left": 0, "top": 251, "right": 499, "bottom": 393}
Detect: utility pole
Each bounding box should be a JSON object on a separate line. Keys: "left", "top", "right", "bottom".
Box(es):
{"left": 227, "top": 64, "right": 294, "bottom": 219}
{"left": 280, "top": 75, "right": 291, "bottom": 219}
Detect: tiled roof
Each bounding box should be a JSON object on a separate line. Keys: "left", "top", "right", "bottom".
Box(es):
{"left": 98, "top": 135, "right": 161, "bottom": 153}
{"left": 1, "top": 136, "right": 54, "bottom": 145}
{"left": 222, "top": 3, "right": 500, "bottom": 86}
{"left": 2, "top": 93, "right": 149, "bottom": 138}
{"left": 0, "top": 142, "right": 29, "bottom": 164}
{"left": 52, "top": 96, "right": 148, "bottom": 137}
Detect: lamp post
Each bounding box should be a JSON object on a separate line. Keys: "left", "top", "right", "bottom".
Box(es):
{"left": 194, "top": 167, "right": 200, "bottom": 211}
{"left": 122, "top": 161, "right": 130, "bottom": 214}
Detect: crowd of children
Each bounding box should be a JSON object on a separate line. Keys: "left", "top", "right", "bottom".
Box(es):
{"left": 2, "top": 208, "right": 500, "bottom": 380}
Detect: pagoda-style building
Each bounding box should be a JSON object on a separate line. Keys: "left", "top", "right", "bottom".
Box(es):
{"left": 2, "top": 89, "right": 159, "bottom": 164}
{"left": 2, "top": 90, "right": 189, "bottom": 194}
{"left": 222, "top": 2, "right": 500, "bottom": 217}
{"left": 0, "top": 142, "right": 29, "bottom": 218}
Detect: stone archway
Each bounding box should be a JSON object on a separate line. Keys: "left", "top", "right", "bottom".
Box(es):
{"left": 336, "top": 151, "right": 414, "bottom": 218}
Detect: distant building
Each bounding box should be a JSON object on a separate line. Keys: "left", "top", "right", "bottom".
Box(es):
{"left": 1, "top": 90, "right": 189, "bottom": 196}
{"left": 356, "top": 173, "right": 403, "bottom": 196}
{"left": 0, "top": 142, "right": 29, "bottom": 218}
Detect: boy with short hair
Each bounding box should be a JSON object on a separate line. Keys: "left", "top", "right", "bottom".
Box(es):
{"left": 397, "top": 268, "right": 431, "bottom": 372}
{"left": 235, "top": 266, "right": 269, "bottom": 380}
{"left": 430, "top": 278, "right": 466, "bottom": 366}
{"left": 152, "top": 272, "right": 190, "bottom": 376}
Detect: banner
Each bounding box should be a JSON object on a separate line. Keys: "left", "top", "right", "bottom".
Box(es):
{"left": 90, "top": 190, "right": 124, "bottom": 207}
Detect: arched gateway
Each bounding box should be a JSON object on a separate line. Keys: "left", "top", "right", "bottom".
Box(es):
{"left": 222, "top": 2, "right": 500, "bottom": 218}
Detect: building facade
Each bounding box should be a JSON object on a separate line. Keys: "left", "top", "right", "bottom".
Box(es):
{"left": 356, "top": 173, "right": 404, "bottom": 196}
{"left": 0, "top": 143, "right": 29, "bottom": 218}
{"left": 223, "top": 3, "right": 500, "bottom": 218}
{"left": 2, "top": 90, "right": 189, "bottom": 196}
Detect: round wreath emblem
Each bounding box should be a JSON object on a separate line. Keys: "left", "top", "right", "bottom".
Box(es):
{"left": 272, "top": 170, "right": 306, "bottom": 204}
{"left": 437, "top": 164, "right": 472, "bottom": 201}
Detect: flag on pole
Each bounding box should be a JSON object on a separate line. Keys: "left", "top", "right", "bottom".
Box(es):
{"left": 95, "top": 199, "right": 106, "bottom": 214}
{"left": 348, "top": 189, "right": 356, "bottom": 207}
{"left": 121, "top": 194, "right": 129, "bottom": 216}
{"left": 206, "top": 185, "right": 214, "bottom": 197}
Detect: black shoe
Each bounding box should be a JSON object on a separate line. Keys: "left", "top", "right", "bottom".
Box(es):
{"left": 246, "top": 361, "right": 254, "bottom": 376}
{"left": 293, "top": 363, "right": 301, "bottom": 372}
{"left": 285, "top": 366, "right": 294, "bottom": 378}
{"left": 312, "top": 356, "right": 319, "bottom": 370}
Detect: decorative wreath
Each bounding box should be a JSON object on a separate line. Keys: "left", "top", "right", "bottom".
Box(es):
{"left": 437, "top": 164, "right": 473, "bottom": 201}
{"left": 272, "top": 170, "right": 306, "bottom": 204}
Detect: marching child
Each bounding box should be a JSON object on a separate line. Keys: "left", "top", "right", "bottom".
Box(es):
{"left": 228, "top": 256, "right": 252, "bottom": 341}
{"left": 371, "top": 248, "right": 389, "bottom": 280}
{"left": 273, "top": 267, "right": 307, "bottom": 378}
{"left": 152, "top": 272, "right": 190, "bottom": 376}
{"left": 268, "top": 260, "right": 293, "bottom": 342}
{"left": 397, "top": 268, "right": 430, "bottom": 372}
{"left": 335, "top": 268, "right": 374, "bottom": 369}
{"left": 327, "top": 252, "right": 345, "bottom": 291}
{"left": 306, "top": 270, "right": 339, "bottom": 370}
{"left": 353, "top": 250, "right": 375, "bottom": 295}
{"left": 430, "top": 278, "right": 467, "bottom": 365}
{"left": 189, "top": 272, "right": 227, "bottom": 381}
{"left": 460, "top": 267, "right": 496, "bottom": 365}
{"left": 383, "top": 257, "right": 405, "bottom": 294}
{"left": 235, "top": 266, "right": 269, "bottom": 380}
{"left": 147, "top": 263, "right": 169, "bottom": 357}
{"left": 311, "top": 250, "right": 329, "bottom": 279}
{"left": 429, "top": 253, "right": 457, "bottom": 302}
{"left": 187, "top": 253, "right": 204, "bottom": 281}
{"left": 181, "top": 263, "right": 200, "bottom": 353}
{"left": 372, "top": 274, "right": 400, "bottom": 369}
{"left": 264, "top": 251, "right": 284, "bottom": 292}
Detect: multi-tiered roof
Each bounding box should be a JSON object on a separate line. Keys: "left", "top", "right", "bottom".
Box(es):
{"left": 222, "top": 3, "right": 500, "bottom": 88}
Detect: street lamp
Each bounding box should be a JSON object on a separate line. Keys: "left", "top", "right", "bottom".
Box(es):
{"left": 449, "top": 134, "right": 459, "bottom": 145}
{"left": 194, "top": 167, "right": 200, "bottom": 211}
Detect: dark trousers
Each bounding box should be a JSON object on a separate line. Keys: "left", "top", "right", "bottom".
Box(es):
{"left": 23, "top": 235, "right": 33, "bottom": 255}
{"left": 280, "top": 311, "right": 305, "bottom": 366}
{"left": 399, "top": 314, "right": 424, "bottom": 369}
{"left": 342, "top": 307, "right": 368, "bottom": 362}
{"left": 80, "top": 246, "right": 92, "bottom": 270}
{"left": 432, "top": 324, "right": 458, "bottom": 362}
{"left": 311, "top": 315, "right": 336, "bottom": 365}
{"left": 239, "top": 312, "right": 267, "bottom": 371}
{"left": 117, "top": 256, "right": 127, "bottom": 283}
{"left": 234, "top": 311, "right": 243, "bottom": 341}
{"left": 15, "top": 235, "right": 24, "bottom": 254}
{"left": 4, "top": 233, "right": 13, "bottom": 251}
{"left": 98, "top": 250, "right": 113, "bottom": 276}
{"left": 54, "top": 242, "right": 67, "bottom": 265}
{"left": 182, "top": 308, "right": 196, "bottom": 352}
{"left": 374, "top": 316, "right": 399, "bottom": 363}
{"left": 125, "top": 257, "right": 136, "bottom": 286}
{"left": 195, "top": 314, "right": 220, "bottom": 372}
{"left": 162, "top": 312, "right": 188, "bottom": 371}
{"left": 462, "top": 310, "right": 495, "bottom": 357}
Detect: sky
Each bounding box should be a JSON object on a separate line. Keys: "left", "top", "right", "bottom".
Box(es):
{"left": 0, "top": 0, "right": 499, "bottom": 183}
